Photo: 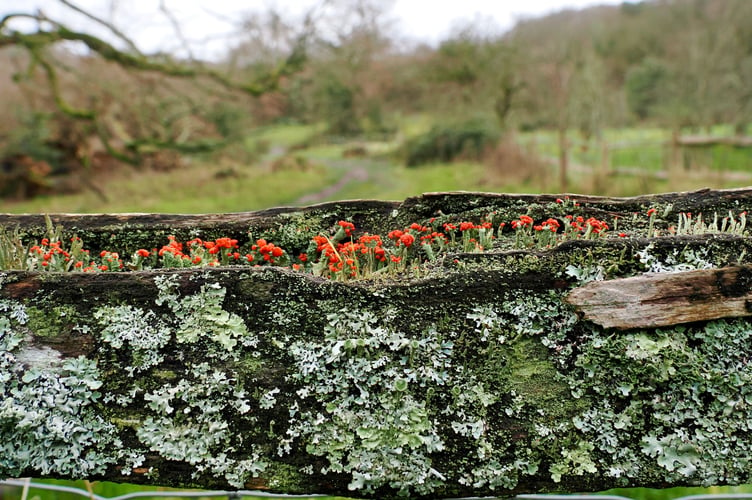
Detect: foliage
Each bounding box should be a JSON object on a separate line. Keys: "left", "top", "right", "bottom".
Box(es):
{"left": 0, "top": 2, "right": 307, "bottom": 183}
{"left": 403, "top": 119, "right": 500, "bottom": 167}
{"left": 2, "top": 112, "right": 61, "bottom": 168}
{"left": 482, "top": 138, "right": 548, "bottom": 186}
{"left": 3, "top": 0, "right": 752, "bottom": 205}
{"left": 205, "top": 102, "right": 250, "bottom": 141}
{"left": 313, "top": 76, "right": 362, "bottom": 137}
{"left": 625, "top": 58, "right": 670, "bottom": 120}
{"left": 2, "top": 0, "right": 752, "bottom": 166}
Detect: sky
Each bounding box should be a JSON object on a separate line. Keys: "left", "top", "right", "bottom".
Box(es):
{"left": 0, "top": 0, "right": 624, "bottom": 58}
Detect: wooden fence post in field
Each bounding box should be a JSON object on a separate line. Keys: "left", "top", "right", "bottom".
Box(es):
{"left": 594, "top": 139, "right": 610, "bottom": 193}
{"left": 3, "top": 188, "right": 752, "bottom": 498}
{"left": 558, "top": 127, "right": 569, "bottom": 192}
{"left": 668, "top": 129, "right": 682, "bottom": 183}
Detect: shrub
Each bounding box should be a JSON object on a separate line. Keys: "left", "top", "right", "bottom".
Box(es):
{"left": 403, "top": 119, "right": 499, "bottom": 167}
{"left": 315, "top": 77, "right": 362, "bottom": 137}
{"left": 2, "top": 111, "right": 62, "bottom": 169}
{"left": 482, "top": 137, "right": 548, "bottom": 186}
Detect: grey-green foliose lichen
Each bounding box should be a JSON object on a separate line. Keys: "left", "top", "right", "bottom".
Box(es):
{"left": 3, "top": 191, "right": 752, "bottom": 498}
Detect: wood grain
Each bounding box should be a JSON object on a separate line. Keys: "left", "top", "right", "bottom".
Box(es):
{"left": 566, "top": 265, "right": 752, "bottom": 329}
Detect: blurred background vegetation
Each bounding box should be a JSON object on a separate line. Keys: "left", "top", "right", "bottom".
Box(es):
{"left": 1, "top": 0, "right": 751, "bottom": 214}
{"left": 2, "top": 0, "right": 752, "bottom": 499}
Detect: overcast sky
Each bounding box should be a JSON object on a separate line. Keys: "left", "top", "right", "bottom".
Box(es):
{"left": 1, "top": 0, "right": 623, "bottom": 57}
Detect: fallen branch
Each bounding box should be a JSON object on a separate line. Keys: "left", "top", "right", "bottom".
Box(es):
{"left": 566, "top": 265, "right": 752, "bottom": 329}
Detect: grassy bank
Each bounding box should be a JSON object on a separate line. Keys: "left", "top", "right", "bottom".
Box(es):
{"left": 3, "top": 122, "right": 752, "bottom": 215}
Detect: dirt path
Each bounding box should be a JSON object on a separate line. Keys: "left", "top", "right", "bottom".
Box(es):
{"left": 295, "top": 165, "right": 370, "bottom": 205}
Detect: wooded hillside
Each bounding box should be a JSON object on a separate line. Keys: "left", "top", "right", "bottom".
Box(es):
{"left": 1, "top": 0, "right": 750, "bottom": 201}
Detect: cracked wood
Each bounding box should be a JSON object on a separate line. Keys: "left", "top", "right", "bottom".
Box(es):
{"left": 566, "top": 265, "right": 752, "bottom": 329}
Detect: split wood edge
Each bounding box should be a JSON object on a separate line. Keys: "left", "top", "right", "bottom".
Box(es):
{"left": 566, "top": 265, "right": 752, "bottom": 329}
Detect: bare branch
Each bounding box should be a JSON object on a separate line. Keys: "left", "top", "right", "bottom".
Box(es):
{"left": 158, "top": 0, "right": 195, "bottom": 61}
{"left": 0, "top": 1, "right": 309, "bottom": 181}
{"left": 58, "top": 0, "right": 142, "bottom": 55}
{"left": 1, "top": 22, "right": 305, "bottom": 96}
{"left": 33, "top": 49, "right": 96, "bottom": 120}
{"left": 0, "top": 13, "right": 47, "bottom": 33}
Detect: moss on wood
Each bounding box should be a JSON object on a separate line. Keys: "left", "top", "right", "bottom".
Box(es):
{"left": 2, "top": 189, "right": 752, "bottom": 498}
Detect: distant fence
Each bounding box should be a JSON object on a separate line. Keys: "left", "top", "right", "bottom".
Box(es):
{"left": 0, "top": 479, "right": 327, "bottom": 500}
{"left": 521, "top": 133, "right": 752, "bottom": 179}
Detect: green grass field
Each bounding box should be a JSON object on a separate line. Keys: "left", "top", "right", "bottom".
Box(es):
{"left": 5, "top": 473, "right": 752, "bottom": 500}
{"left": 0, "top": 479, "right": 350, "bottom": 500}
{"left": 0, "top": 128, "right": 518, "bottom": 214}
{"left": 520, "top": 127, "right": 752, "bottom": 174}
{"left": 3, "top": 122, "right": 752, "bottom": 215}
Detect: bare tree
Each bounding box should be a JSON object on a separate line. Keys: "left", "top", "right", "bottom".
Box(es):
{"left": 0, "top": 0, "right": 308, "bottom": 173}
{"left": 226, "top": 0, "right": 398, "bottom": 134}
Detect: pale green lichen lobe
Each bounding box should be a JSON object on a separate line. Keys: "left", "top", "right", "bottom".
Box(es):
{"left": 0, "top": 299, "right": 122, "bottom": 477}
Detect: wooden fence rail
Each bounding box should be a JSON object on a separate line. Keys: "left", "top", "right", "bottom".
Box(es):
{"left": 3, "top": 189, "right": 752, "bottom": 498}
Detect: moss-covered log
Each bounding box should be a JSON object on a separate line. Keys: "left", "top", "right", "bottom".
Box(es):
{"left": 3, "top": 188, "right": 752, "bottom": 498}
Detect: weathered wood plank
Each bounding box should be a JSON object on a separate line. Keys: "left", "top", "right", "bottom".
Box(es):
{"left": 566, "top": 266, "right": 752, "bottom": 329}
{"left": 677, "top": 135, "right": 752, "bottom": 147}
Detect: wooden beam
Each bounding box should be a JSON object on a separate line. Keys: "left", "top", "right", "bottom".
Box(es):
{"left": 566, "top": 265, "right": 752, "bottom": 329}
{"left": 4, "top": 190, "right": 752, "bottom": 497}
{"left": 676, "top": 135, "right": 752, "bottom": 147}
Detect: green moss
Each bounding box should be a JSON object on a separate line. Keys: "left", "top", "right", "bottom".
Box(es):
{"left": 264, "top": 462, "right": 309, "bottom": 493}
{"left": 25, "top": 304, "right": 79, "bottom": 337}
{"left": 235, "top": 354, "right": 265, "bottom": 377}
{"left": 502, "top": 337, "right": 569, "bottom": 404}
{"left": 109, "top": 416, "right": 143, "bottom": 430}
{"left": 152, "top": 369, "right": 178, "bottom": 380}
{"left": 258, "top": 212, "right": 325, "bottom": 253}
{"left": 5, "top": 190, "right": 752, "bottom": 496}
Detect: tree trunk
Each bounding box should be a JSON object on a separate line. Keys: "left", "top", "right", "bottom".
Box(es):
{"left": 3, "top": 189, "right": 752, "bottom": 498}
